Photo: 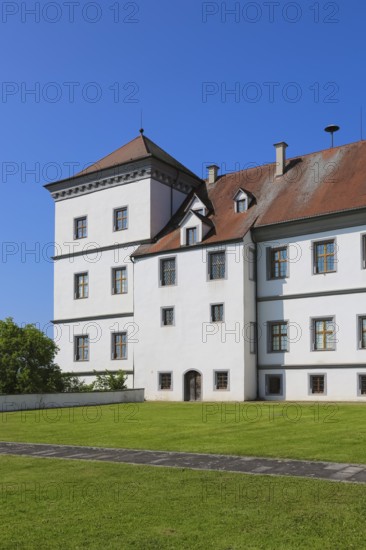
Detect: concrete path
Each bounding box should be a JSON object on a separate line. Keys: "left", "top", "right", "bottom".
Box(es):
{"left": 1, "top": 441, "right": 366, "bottom": 484}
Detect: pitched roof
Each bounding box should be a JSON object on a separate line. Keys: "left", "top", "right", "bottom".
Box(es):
{"left": 74, "top": 133, "right": 199, "bottom": 180}
{"left": 134, "top": 140, "right": 366, "bottom": 257}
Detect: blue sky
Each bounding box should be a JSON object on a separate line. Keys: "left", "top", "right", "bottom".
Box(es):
{"left": 0, "top": 0, "right": 364, "bottom": 329}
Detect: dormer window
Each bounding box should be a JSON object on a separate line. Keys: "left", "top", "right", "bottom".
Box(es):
{"left": 236, "top": 199, "right": 247, "bottom": 213}
{"left": 234, "top": 189, "right": 251, "bottom": 213}
{"left": 180, "top": 208, "right": 213, "bottom": 247}
{"left": 185, "top": 195, "right": 207, "bottom": 217}
{"left": 186, "top": 227, "right": 197, "bottom": 245}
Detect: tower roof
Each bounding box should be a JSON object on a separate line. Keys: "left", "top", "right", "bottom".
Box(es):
{"left": 74, "top": 133, "right": 199, "bottom": 180}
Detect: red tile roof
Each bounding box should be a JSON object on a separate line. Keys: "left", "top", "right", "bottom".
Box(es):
{"left": 134, "top": 140, "right": 366, "bottom": 257}
{"left": 74, "top": 133, "right": 199, "bottom": 180}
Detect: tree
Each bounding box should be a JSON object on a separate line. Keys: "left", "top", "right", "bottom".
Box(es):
{"left": 92, "top": 370, "right": 127, "bottom": 391}
{"left": 0, "top": 318, "right": 63, "bottom": 394}
{"left": 62, "top": 375, "right": 94, "bottom": 393}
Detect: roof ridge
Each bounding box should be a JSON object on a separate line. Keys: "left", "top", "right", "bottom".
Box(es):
{"left": 212, "top": 140, "right": 366, "bottom": 182}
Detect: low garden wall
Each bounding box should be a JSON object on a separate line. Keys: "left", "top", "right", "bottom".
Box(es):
{"left": 0, "top": 388, "right": 145, "bottom": 412}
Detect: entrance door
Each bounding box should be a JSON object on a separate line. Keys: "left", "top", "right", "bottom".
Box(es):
{"left": 184, "top": 371, "right": 202, "bottom": 401}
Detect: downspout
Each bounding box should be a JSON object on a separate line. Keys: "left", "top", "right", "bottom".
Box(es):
{"left": 254, "top": 244, "right": 260, "bottom": 400}
{"left": 243, "top": 236, "right": 259, "bottom": 402}
{"left": 131, "top": 254, "right": 135, "bottom": 389}
{"left": 251, "top": 218, "right": 260, "bottom": 400}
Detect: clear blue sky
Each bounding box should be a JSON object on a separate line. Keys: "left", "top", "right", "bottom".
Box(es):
{"left": 0, "top": 0, "right": 364, "bottom": 330}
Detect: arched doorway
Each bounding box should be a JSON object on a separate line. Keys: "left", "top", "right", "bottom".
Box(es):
{"left": 184, "top": 370, "right": 202, "bottom": 401}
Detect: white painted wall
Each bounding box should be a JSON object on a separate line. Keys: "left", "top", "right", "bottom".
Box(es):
{"left": 54, "top": 179, "right": 152, "bottom": 255}
{"left": 257, "top": 225, "right": 366, "bottom": 298}
{"left": 257, "top": 224, "right": 366, "bottom": 401}
{"left": 150, "top": 180, "right": 186, "bottom": 238}
{"left": 258, "top": 294, "right": 366, "bottom": 366}
{"left": 54, "top": 317, "right": 136, "bottom": 387}
{"left": 258, "top": 368, "right": 366, "bottom": 402}
{"left": 0, "top": 389, "right": 144, "bottom": 413}
{"left": 54, "top": 247, "right": 135, "bottom": 320}
{"left": 134, "top": 243, "right": 247, "bottom": 401}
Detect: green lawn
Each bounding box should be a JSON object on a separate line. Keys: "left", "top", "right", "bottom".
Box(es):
{"left": 0, "top": 455, "right": 365, "bottom": 549}
{"left": 1, "top": 401, "right": 366, "bottom": 463}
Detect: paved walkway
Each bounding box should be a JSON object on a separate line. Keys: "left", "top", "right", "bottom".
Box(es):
{"left": 1, "top": 441, "right": 366, "bottom": 484}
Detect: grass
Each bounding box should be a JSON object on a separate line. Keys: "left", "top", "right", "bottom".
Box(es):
{"left": 1, "top": 401, "right": 366, "bottom": 463}
{"left": 0, "top": 455, "right": 366, "bottom": 549}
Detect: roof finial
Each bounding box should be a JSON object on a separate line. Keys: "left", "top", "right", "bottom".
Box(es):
{"left": 139, "top": 109, "right": 144, "bottom": 135}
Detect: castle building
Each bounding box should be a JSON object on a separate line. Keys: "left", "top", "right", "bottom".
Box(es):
{"left": 45, "top": 134, "right": 366, "bottom": 401}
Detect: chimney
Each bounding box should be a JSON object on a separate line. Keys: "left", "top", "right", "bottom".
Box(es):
{"left": 207, "top": 164, "right": 219, "bottom": 184}
{"left": 274, "top": 142, "right": 288, "bottom": 177}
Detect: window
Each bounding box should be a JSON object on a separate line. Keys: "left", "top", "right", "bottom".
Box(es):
{"left": 114, "top": 207, "right": 128, "bottom": 231}
{"left": 248, "top": 247, "right": 256, "bottom": 281}
{"left": 359, "top": 375, "right": 366, "bottom": 395}
{"left": 313, "top": 318, "right": 335, "bottom": 351}
{"left": 159, "top": 372, "right": 172, "bottom": 390}
{"left": 112, "top": 333, "right": 127, "bottom": 360}
{"left": 112, "top": 267, "right": 128, "bottom": 294}
{"left": 215, "top": 371, "right": 228, "bottom": 390}
{"left": 314, "top": 240, "right": 336, "bottom": 274}
{"left": 265, "top": 374, "right": 283, "bottom": 396}
{"left": 269, "top": 322, "right": 288, "bottom": 352}
{"left": 234, "top": 190, "right": 249, "bottom": 212}
{"left": 249, "top": 322, "right": 257, "bottom": 354}
{"left": 74, "top": 217, "right": 87, "bottom": 239}
{"left": 362, "top": 235, "right": 366, "bottom": 269}
{"left": 269, "top": 247, "right": 288, "bottom": 279}
{"left": 211, "top": 304, "right": 224, "bottom": 322}
{"left": 186, "top": 227, "right": 197, "bottom": 245}
{"left": 162, "top": 307, "right": 174, "bottom": 326}
{"left": 359, "top": 317, "right": 366, "bottom": 349}
{"left": 209, "top": 251, "right": 225, "bottom": 280}
{"left": 310, "top": 374, "right": 325, "bottom": 394}
{"left": 75, "top": 272, "right": 88, "bottom": 299}
{"left": 75, "top": 336, "right": 89, "bottom": 361}
{"left": 236, "top": 198, "right": 247, "bottom": 213}
{"left": 160, "top": 258, "right": 176, "bottom": 286}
